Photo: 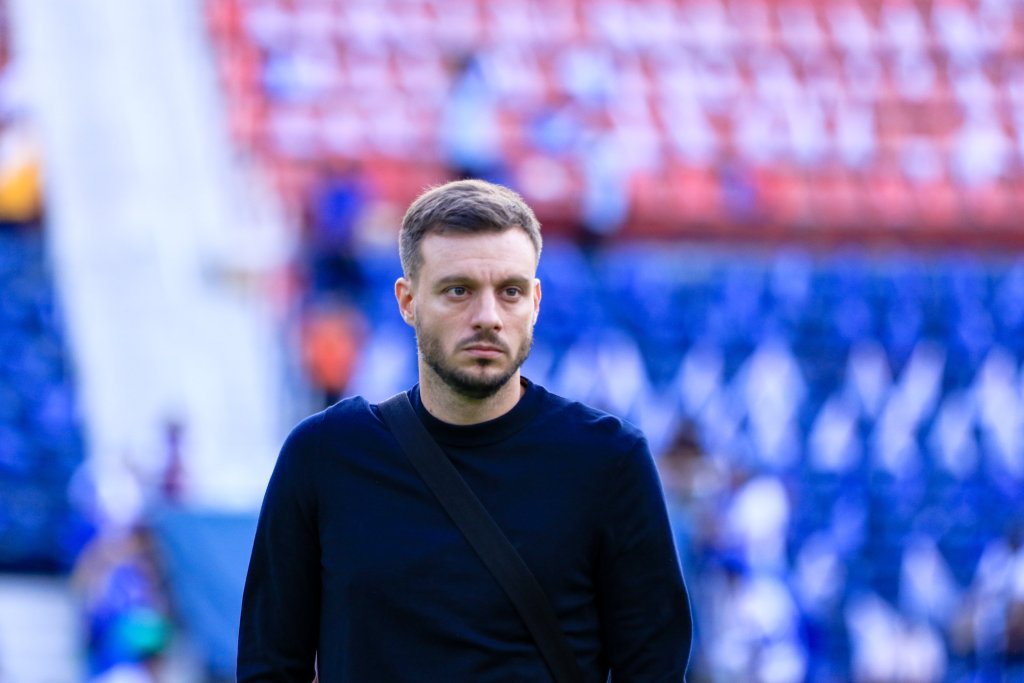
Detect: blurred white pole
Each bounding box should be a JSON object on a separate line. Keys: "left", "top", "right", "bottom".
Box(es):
{"left": 9, "top": 0, "right": 296, "bottom": 511}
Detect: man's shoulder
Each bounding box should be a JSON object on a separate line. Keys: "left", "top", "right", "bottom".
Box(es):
{"left": 322, "top": 393, "right": 378, "bottom": 424}
{"left": 534, "top": 384, "right": 645, "bottom": 450}
{"left": 529, "top": 386, "right": 653, "bottom": 488}
{"left": 285, "top": 394, "right": 382, "bottom": 445}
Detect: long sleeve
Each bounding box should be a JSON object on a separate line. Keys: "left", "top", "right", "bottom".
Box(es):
{"left": 238, "top": 414, "right": 323, "bottom": 683}
{"left": 598, "top": 436, "right": 692, "bottom": 682}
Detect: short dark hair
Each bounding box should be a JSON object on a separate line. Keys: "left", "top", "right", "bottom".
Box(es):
{"left": 399, "top": 179, "right": 543, "bottom": 280}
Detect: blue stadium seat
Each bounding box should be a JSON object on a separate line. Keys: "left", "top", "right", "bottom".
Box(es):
{"left": 0, "top": 230, "right": 86, "bottom": 571}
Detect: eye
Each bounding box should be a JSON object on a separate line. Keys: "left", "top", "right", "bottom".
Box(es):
{"left": 503, "top": 287, "right": 523, "bottom": 298}
{"left": 445, "top": 285, "right": 469, "bottom": 297}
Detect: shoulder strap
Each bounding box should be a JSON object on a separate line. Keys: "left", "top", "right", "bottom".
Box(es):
{"left": 378, "top": 393, "right": 584, "bottom": 683}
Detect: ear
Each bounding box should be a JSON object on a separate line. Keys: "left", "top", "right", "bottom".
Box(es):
{"left": 395, "top": 277, "right": 415, "bottom": 327}
{"left": 532, "top": 278, "right": 542, "bottom": 323}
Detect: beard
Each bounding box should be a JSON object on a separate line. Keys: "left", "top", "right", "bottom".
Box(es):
{"left": 417, "top": 327, "right": 533, "bottom": 400}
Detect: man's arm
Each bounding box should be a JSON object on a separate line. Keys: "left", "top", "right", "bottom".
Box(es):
{"left": 598, "top": 436, "right": 693, "bottom": 682}
{"left": 238, "top": 415, "right": 323, "bottom": 682}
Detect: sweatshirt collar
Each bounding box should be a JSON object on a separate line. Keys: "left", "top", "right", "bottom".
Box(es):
{"left": 410, "top": 377, "right": 544, "bottom": 448}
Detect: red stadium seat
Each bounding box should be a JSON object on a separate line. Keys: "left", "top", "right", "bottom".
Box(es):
{"left": 670, "top": 163, "right": 723, "bottom": 228}
{"left": 808, "top": 164, "right": 862, "bottom": 230}
{"left": 754, "top": 165, "right": 808, "bottom": 228}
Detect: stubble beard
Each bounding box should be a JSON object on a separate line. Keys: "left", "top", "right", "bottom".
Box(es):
{"left": 418, "top": 328, "right": 533, "bottom": 400}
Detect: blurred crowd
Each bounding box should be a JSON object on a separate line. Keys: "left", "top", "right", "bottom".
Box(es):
{"left": 3, "top": 1, "right": 1024, "bottom": 682}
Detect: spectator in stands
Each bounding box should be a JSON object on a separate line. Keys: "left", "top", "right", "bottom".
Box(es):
{"left": 440, "top": 54, "right": 506, "bottom": 183}
{"left": 578, "top": 126, "right": 631, "bottom": 243}
{"left": 239, "top": 179, "right": 692, "bottom": 682}
{"left": 948, "top": 523, "right": 1024, "bottom": 679}
{"left": 658, "top": 421, "right": 721, "bottom": 582}
{"left": 300, "top": 299, "right": 366, "bottom": 408}
{"left": 304, "top": 157, "right": 369, "bottom": 294}
{"left": 73, "top": 525, "right": 173, "bottom": 683}
{"left": 657, "top": 421, "right": 728, "bottom": 682}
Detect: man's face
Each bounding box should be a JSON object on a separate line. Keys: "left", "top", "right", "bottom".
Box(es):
{"left": 396, "top": 229, "right": 541, "bottom": 400}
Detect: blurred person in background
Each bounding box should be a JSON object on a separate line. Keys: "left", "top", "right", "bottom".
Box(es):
{"left": 303, "top": 158, "right": 369, "bottom": 295}
{"left": 950, "top": 522, "right": 1024, "bottom": 681}
{"left": 657, "top": 421, "right": 727, "bottom": 682}
{"left": 238, "top": 179, "right": 691, "bottom": 682}
{"left": 658, "top": 422, "right": 719, "bottom": 590}
{"left": 299, "top": 299, "right": 366, "bottom": 408}
{"left": 73, "top": 524, "right": 173, "bottom": 683}
{"left": 440, "top": 54, "right": 507, "bottom": 184}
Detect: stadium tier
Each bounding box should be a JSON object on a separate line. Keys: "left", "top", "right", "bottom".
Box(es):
{"left": 207, "top": 0, "right": 1024, "bottom": 244}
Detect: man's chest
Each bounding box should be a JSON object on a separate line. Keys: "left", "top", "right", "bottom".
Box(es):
{"left": 314, "top": 458, "right": 601, "bottom": 615}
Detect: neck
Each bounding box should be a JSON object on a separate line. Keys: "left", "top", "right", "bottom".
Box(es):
{"left": 418, "top": 366, "right": 524, "bottom": 425}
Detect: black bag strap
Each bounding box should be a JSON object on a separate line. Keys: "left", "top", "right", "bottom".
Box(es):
{"left": 378, "top": 392, "right": 584, "bottom": 683}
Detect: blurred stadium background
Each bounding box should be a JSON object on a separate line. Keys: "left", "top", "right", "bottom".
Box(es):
{"left": 1, "top": 0, "right": 1023, "bottom": 681}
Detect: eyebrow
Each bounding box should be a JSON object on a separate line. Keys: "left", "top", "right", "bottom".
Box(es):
{"left": 433, "top": 274, "right": 533, "bottom": 289}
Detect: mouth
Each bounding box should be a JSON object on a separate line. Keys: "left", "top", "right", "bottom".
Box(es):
{"left": 462, "top": 344, "right": 505, "bottom": 358}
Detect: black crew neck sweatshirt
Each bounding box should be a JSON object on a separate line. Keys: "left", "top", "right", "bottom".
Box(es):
{"left": 239, "top": 379, "right": 691, "bottom": 682}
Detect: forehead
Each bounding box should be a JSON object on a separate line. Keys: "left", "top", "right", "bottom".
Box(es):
{"left": 417, "top": 229, "right": 539, "bottom": 279}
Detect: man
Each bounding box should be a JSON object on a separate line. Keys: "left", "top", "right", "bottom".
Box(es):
{"left": 238, "top": 179, "right": 692, "bottom": 682}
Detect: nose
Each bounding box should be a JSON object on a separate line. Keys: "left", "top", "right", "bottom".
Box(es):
{"left": 470, "top": 290, "right": 502, "bottom": 331}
